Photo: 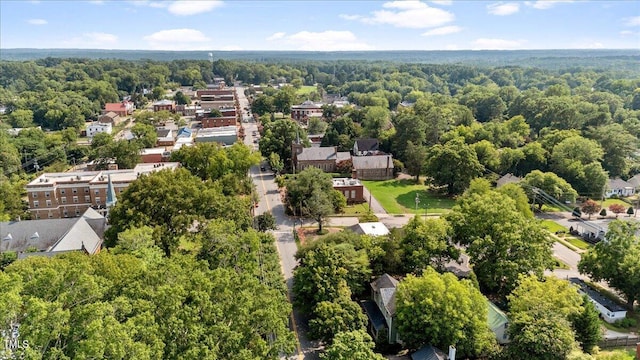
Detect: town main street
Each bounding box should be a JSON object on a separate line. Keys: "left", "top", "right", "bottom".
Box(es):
{"left": 237, "top": 87, "right": 317, "bottom": 360}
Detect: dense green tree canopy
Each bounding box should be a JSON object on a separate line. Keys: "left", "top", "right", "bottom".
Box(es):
{"left": 425, "top": 136, "right": 483, "bottom": 195}
{"left": 105, "top": 168, "right": 251, "bottom": 256}
{"left": 578, "top": 220, "right": 640, "bottom": 309}
{"left": 395, "top": 268, "right": 496, "bottom": 357}
{"left": 446, "top": 189, "right": 554, "bottom": 295}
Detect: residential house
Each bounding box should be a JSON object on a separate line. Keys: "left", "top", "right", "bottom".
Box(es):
{"left": 496, "top": 173, "right": 521, "bottom": 187}
{"left": 1, "top": 207, "right": 105, "bottom": 259}
{"left": 291, "top": 100, "right": 323, "bottom": 122}
{"left": 86, "top": 122, "right": 112, "bottom": 138}
{"left": 292, "top": 146, "right": 350, "bottom": 173}
{"left": 176, "top": 127, "right": 192, "bottom": 138}
{"left": 411, "top": 346, "right": 455, "bottom": 360}
{"left": 98, "top": 111, "right": 121, "bottom": 125}
{"left": 363, "top": 274, "right": 400, "bottom": 344}
{"left": 103, "top": 101, "right": 134, "bottom": 117}
{"left": 487, "top": 301, "right": 510, "bottom": 344}
{"left": 25, "top": 163, "right": 180, "bottom": 219}
{"left": 605, "top": 178, "right": 635, "bottom": 198}
{"left": 333, "top": 178, "right": 365, "bottom": 204}
{"left": 307, "top": 134, "right": 324, "bottom": 147}
{"left": 349, "top": 222, "right": 390, "bottom": 236}
{"left": 194, "top": 126, "right": 237, "bottom": 146}
{"left": 173, "top": 137, "right": 194, "bottom": 151}
{"left": 353, "top": 138, "right": 380, "bottom": 156}
{"left": 569, "top": 277, "right": 627, "bottom": 323}
{"left": 627, "top": 174, "right": 640, "bottom": 190}
{"left": 153, "top": 100, "right": 175, "bottom": 112}
{"left": 352, "top": 155, "right": 394, "bottom": 180}
{"left": 443, "top": 254, "right": 472, "bottom": 279}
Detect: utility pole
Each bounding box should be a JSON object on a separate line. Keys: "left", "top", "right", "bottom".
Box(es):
{"left": 415, "top": 193, "right": 420, "bottom": 212}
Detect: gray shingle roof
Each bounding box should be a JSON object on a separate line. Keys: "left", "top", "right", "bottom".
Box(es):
{"left": 371, "top": 274, "right": 398, "bottom": 316}
{"left": 411, "top": 345, "right": 446, "bottom": 360}
{"left": 297, "top": 147, "right": 337, "bottom": 161}
{"left": 608, "top": 177, "right": 633, "bottom": 190}
{"left": 355, "top": 138, "right": 379, "bottom": 152}
{"left": 352, "top": 155, "right": 393, "bottom": 170}
{"left": 1, "top": 208, "right": 105, "bottom": 256}
{"left": 569, "top": 277, "right": 627, "bottom": 313}
{"left": 628, "top": 174, "right": 640, "bottom": 188}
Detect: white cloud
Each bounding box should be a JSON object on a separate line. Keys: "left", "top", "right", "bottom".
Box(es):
{"left": 62, "top": 32, "right": 118, "bottom": 48}
{"left": 472, "top": 38, "right": 525, "bottom": 50}
{"left": 343, "top": 1, "right": 454, "bottom": 29}
{"left": 431, "top": 1, "right": 452, "bottom": 5}
{"left": 271, "top": 30, "right": 373, "bottom": 51}
{"left": 88, "top": 0, "right": 104, "bottom": 4}
{"left": 421, "top": 25, "right": 462, "bottom": 36}
{"left": 624, "top": 16, "right": 640, "bottom": 27}
{"left": 266, "top": 32, "right": 286, "bottom": 41}
{"left": 129, "top": 1, "right": 222, "bottom": 15}
{"left": 524, "top": 1, "right": 573, "bottom": 10}
{"left": 619, "top": 30, "right": 634, "bottom": 36}
{"left": 143, "top": 29, "right": 212, "bottom": 50}
{"left": 167, "top": 1, "right": 223, "bottom": 15}
{"left": 27, "top": 19, "right": 47, "bottom": 25}
{"left": 487, "top": 2, "right": 520, "bottom": 15}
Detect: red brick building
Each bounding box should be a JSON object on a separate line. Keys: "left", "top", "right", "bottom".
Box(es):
{"left": 202, "top": 116, "right": 237, "bottom": 128}
{"left": 153, "top": 100, "right": 175, "bottom": 112}
{"left": 332, "top": 178, "right": 365, "bottom": 204}
{"left": 102, "top": 101, "right": 134, "bottom": 117}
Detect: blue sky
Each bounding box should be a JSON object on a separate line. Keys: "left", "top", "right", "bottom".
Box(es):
{"left": 1, "top": 0, "right": 639, "bottom": 51}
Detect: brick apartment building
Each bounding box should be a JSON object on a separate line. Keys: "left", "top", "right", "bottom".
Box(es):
{"left": 26, "top": 163, "right": 180, "bottom": 219}
{"left": 332, "top": 178, "right": 365, "bottom": 204}
{"left": 153, "top": 100, "right": 176, "bottom": 112}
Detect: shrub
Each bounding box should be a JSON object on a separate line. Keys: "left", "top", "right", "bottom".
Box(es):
{"left": 614, "top": 317, "right": 637, "bottom": 328}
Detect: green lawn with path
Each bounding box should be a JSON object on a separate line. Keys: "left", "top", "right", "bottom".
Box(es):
{"left": 602, "top": 198, "right": 632, "bottom": 208}
{"left": 362, "top": 179, "right": 455, "bottom": 214}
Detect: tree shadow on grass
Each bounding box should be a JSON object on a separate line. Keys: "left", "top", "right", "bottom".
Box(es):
{"left": 396, "top": 189, "right": 456, "bottom": 211}
{"left": 376, "top": 179, "right": 422, "bottom": 187}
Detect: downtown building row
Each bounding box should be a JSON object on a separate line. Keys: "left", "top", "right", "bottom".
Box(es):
{"left": 25, "top": 163, "right": 180, "bottom": 219}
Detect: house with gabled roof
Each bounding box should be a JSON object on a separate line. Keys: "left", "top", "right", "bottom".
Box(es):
{"left": 487, "top": 300, "right": 510, "bottom": 344}
{"left": 103, "top": 101, "right": 134, "bottom": 117}
{"left": 353, "top": 138, "right": 380, "bottom": 156}
{"left": 496, "top": 173, "right": 521, "bottom": 188}
{"left": 627, "top": 174, "right": 640, "bottom": 190}
{"left": 605, "top": 178, "right": 635, "bottom": 198}
{"left": 569, "top": 277, "right": 627, "bottom": 323}
{"left": 1, "top": 208, "right": 105, "bottom": 259}
{"left": 362, "top": 273, "right": 400, "bottom": 344}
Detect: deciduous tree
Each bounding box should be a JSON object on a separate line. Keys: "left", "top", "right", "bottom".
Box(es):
{"left": 579, "top": 221, "right": 640, "bottom": 309}
{"left": 321, "top": 330, "right": 384, "bottom": 360}
{"left": 396, "top": 268, "right": 496, "bottom": 357}
{"left": 581, "top": 199, "right": 601, "bottom": 220}
{"left": 425, "top": 136, "right": 483, "bottom": 195}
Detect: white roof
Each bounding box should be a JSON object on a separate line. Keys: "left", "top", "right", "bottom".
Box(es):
{"left": 352, "top": 222, "right": 390, "bottom": 236}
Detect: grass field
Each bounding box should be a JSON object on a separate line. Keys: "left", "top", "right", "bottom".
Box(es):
{"left": 341, "top": 203, "right": 371, "bottom": 215}
{"left": 565, "top": 236, "right": 591, "bottom": 250}
{"left": 540, "top": 220, "right": 568, "bottom": 233}
{"left": 296, "top": 86, "right": 317, "bottom": 96}
{"left": 362, "top": 179, "right": 455, "bottom": 214}
{"left": 602, "top": 198, "right": 632, "bottom": 208}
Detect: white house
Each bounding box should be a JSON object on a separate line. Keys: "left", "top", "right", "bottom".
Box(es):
{"left": 605, "top": 178, "right": 635, "bottom": 198}
{"left": 487, "top": 300, "right": 510, "bottom": 344}
{"left": 627, "top": 174, "right": 640, "bottom": 190}
{"left": 569, "top": 278, "right": 627, "bottom": 323}
{"left": 86, "top": 122, "right": 112, "bottom": 138}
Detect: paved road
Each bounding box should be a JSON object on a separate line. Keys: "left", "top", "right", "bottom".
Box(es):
{"left": 238, "top": 87, "right": 317, "bottom": 360}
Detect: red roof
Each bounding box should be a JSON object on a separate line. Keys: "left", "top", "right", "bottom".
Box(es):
{"left": 104, "top": 103, "right": 126, "bottom": 112}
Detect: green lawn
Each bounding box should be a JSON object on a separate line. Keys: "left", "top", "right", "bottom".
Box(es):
{"left": 602, "top": 198, "right": 632, "bottom": 208}
{"left": 362, "top": 179, "right": 456, "bottom": 214}
{"left": 565, "top": 236, "right": 591, "bottom": 250}
{"left": 296, "top": 86, "right": 317, "bottom": 95}
{"left": 540, "top": 220, "right": 568, "bottom": 233}
{"left": 341, "top": 203, "right": 371, "bottom": 216}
